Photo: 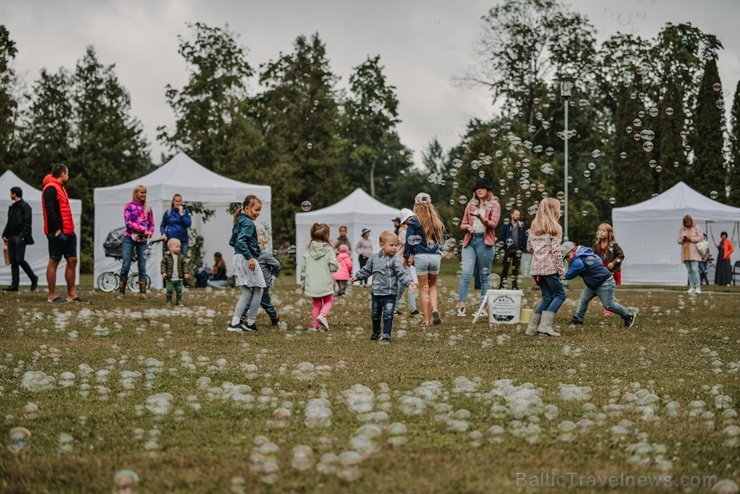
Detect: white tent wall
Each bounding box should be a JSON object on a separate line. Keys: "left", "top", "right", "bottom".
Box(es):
{"left": 0, "top": 171, "right": 82, "bottom": 287}
{"left": 294, "top": 188, "right": 402, "bottom": 283}
{"left": 93, "top": 153, "right": 271, "bottom": 290}
{"left": 612, "top": 181, "right": 740, "bottom": 285}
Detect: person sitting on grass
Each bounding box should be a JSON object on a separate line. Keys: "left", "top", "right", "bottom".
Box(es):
{"left": 161, "top": 238, "right": 189, "bottom": 306}
{"left": 562, "top": 241, "right": 637, "bottom": 329}
{"left": 351, "top": 230, "right": 418, "bottom": 344}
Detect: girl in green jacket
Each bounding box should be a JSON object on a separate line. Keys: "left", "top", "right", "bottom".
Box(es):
{"left": 300, "top": 223, "right": 339, "bottom": 331}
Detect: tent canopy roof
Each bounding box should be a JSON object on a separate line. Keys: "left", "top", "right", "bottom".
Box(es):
{"left": 295, "top": 188, "right": 399, "bottom": 224}
{"left": 94, "top": 152, "right": 271, "bottom": 204}
{"left": 612, "top": 181, "right": 740, "bottom": 222}
{"left": 0, "top": 170, "right": 82, "bottom": 208}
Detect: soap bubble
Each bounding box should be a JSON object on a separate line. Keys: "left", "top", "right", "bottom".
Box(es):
{"left": 8, "top": 427, "right": 31, "bottom": 454}
{"left": 642, "top": 142, "right": 654, "bottom": 152}
{"left": 291, "top": 445, "right": 315, "bottom": 471}
{"left": 713, "top": 83, "right": 722, "bottom": 92}
{"left": 113, "top": 470, "right": 140, "bottom": 493}
{"left": 407, "top": 235, "right": 422, "bottom": 246}
{"left": 301, "top": 201, "right": 312, "bottom": 212}
{"left": 665, "top": 107, "right": 674, "bottom": 116}
{"left": 57, "top": 433, "right": 74, "bottom": 454}
{"left": 710, "top": 191, "right": 719, "bottom": 200}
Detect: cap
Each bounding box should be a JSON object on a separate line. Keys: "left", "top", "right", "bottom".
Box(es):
{"left": 361, "top": 228, "right": 371, "bottom": 236}
{"left": 560, "top": 241, "right": 576, "bottom": 260}
{"left": 415, "top": 192, "right": 431, "bottom": 205}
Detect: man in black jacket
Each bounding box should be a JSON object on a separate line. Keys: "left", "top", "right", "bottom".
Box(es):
{"left": 2, "top": 187, "right": 38, "bottom": 291}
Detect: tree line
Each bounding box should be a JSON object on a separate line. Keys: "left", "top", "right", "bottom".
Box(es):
{"left": 1, "top": 0, "right": 739, "bottom": 273}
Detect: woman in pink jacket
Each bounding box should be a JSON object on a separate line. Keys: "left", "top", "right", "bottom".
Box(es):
{"left": 456, "top": 177, "right": 501, "bottom": 317}
{"left": 678, "top": 214, "right": 703, "bottom": 294}
{"left": 332, "top": 244, "right": 353, "bottom": 296}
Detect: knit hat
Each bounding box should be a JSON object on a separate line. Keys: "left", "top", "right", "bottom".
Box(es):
{"left": 400, "top": 208, "right": 414, "bottom": 224}
{"left": 415, "top": 192, "right": 431, "bottom": 205}
{"left": 560, "top": 241, "right": 576, "bottom": 260}
{"left": 473, "top": 177, "right": 493, "bottom": 191}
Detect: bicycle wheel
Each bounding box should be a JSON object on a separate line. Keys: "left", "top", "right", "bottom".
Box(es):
{"left": 97, "top": 272, "right": 119, "bottom": 292}
{"left": 128, "top": 273, "right": 151, "bottom": 291}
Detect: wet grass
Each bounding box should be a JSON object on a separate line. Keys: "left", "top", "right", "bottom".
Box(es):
{"left": 0, "top": 265, "right": 738, "bottom": 493}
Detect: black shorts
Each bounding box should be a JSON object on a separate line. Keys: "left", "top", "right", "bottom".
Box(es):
{"left": 47, "top": 231, "right": 78, "bottom": 260}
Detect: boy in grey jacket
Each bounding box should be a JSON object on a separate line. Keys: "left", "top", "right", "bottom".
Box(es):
{"left": 242, "top": 233, "right": 281, "bottom": 326}
{"left": 352, "top": 231, "right": 417, "bottom": 343}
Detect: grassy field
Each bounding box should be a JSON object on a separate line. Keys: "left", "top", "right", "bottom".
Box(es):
{"left": 0, "top": 264, "right": 738, "bottom": 493}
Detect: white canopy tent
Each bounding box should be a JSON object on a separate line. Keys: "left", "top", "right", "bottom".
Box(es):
{"left": 94, "top": 153, "right": 272, "bottom": 289}
{"left": 0, "top": 170, "right": 82, "bottom": 287}
{"left": 294, "top": 188, "right": 402, "bottom": 283}
{"left": 612, "top": 181, "right": 740, "bottom": 285}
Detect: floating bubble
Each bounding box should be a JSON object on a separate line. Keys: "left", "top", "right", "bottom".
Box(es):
{"left": 57, "top": 433, "right": 74, "bottom": 454}
{"left": 665, "top": 107, "right": 674, "bottom": 116}
{"left": 306, "top": 143, "right": 313, "bottom": 150}
{"left": 713, "top": 83, "right": 722, "bottom": 92}
{"left": 488, "top": 129, "right": 498, "bottom": 138}
{"left": 620, "top": 152, "right": 627, "bottom": 159}
{"left": 301, "top": 201, "right": 312, "bottom": 212}
{"left": 545, "top": 147, "right": 555, "bottom": 156}
{"left": 640, "top": 129, "right": 655, "bottom": 141}
{"left": 609, "top": 197, "right": 616, "bottom": 205}
{"left": 717, "top": 99, "right": 725, "bottom": 110}
{"left": 648, "top": 108, "right": 659, "bottom": 117}
{"left": 642, "top": 142, "right": 654, "bottom": 152}
{"left": 583, "top": 170, "right": 591, "bottom": 178}
{"left": 8, "top": 427, "right": 31, "bottom": 454}
{"left": 710, "top": 191, "right": 719, "bottom": 199}
{"left": 114, "top": 470, "right": 140, "bottom": 493}
{"left": 458, "top": 195, "right": 468, "bottom": 204}
{"left": 591, "top": 150, "right": 601, "bottom": 158}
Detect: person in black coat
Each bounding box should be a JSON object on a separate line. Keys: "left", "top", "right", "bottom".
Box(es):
{"left": 498, "top": 209, "right": 528, "bottom": 289}
{"left": 2, "top": 187, "right": 38, "bottom": 291}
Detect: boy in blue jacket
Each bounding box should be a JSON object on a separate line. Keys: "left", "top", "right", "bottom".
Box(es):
{"left": 561, "top": 242, "right": 637, "bottom": 328}
{"left": 352, "top": 231, "right": 418, "bottom": 343}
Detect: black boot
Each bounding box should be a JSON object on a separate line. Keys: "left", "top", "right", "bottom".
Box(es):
{"left": 176, "top": 293, "right": 182, "bottom": 306}
{"left": 166, "top": 293, "right": 172, "bottom": 305}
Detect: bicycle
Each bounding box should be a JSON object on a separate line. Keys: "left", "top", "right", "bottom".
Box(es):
{"left": 97, "top": 228, "right": 163, "bottom": 292}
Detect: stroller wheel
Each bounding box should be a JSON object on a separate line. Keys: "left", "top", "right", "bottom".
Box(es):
{"left": 128, "top": 273, "right": 151, "bottom": 291}
{"left": 97, "top": 272, "right": 119, "bottom": 292}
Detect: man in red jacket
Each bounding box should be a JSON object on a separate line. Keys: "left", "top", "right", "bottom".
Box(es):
{"left": 42, "top": 164, "right": 85, "bottom": 303}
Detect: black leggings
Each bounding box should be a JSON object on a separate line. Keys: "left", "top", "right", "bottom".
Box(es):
{"left": 358, "top": 255, "right": 369, "bottom": 284}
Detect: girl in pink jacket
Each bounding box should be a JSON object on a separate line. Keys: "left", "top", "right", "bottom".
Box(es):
{"left": 333, "top": 244, "right": 353, "bottom": 296}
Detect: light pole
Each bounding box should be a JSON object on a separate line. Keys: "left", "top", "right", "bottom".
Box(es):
{"left": 560, "top": 78, "right": 574, "bottom": 242}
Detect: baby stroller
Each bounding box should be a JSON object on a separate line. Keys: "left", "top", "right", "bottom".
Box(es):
{"left": 96, "top": 227, "right": 162, "bottom": 292}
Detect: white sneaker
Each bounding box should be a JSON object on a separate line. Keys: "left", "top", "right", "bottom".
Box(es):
{"left": 687, "top": 287, "right": 696, "bottom": 295}
{"left": 316, "top": 314, "right": 329, "bottom": 331}
{"left": 457, "top": 307, "right": 466, "bottom": 317}
{"left": 694, "top": 287, "right": 701, "bottom": 294}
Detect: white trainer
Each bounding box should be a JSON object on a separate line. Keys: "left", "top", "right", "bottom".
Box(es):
{"left": 316, "top": 314, "right": 329, "bottom": 331}
{"left": 694, "top": 287, "right": 701, "bottom": 294}
{"left": 457, "top": 307, "right": 466, "bottom": 317}
{"left": 687, "top": 287, "right": 696, "bottom": 295}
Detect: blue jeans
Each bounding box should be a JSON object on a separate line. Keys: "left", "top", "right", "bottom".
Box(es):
{"left": 397, "top": 266, "right": 417, "bottom": 311}
{"left": 260, "top": 288, "right": 278, "bottom": 319}
{"left": 120, "top": 236, "right": 147, "bottom": 279}
{"left": 371, "top": 294, "right": 397, "bottom": 336}
{"left": 573, "top": 277, "right": 630, "bottom": 322}
{"left": 698, "top": 261, "right": 708, "bottom": 284}
{"left": 458, "top": 234, "right": 494, "bottom": 303}
{"left": 685, "top": 261, "right": 699, "bottom": 288}
{"left": 535, "top": 274, "right": 566, "bottom": 314}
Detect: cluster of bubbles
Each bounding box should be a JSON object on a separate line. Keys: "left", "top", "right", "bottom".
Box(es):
{"left": 249, "top": 436, "right": 280, "bottom": 484}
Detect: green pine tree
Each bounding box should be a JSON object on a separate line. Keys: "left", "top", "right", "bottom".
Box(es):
{"left": 729, "top": 81, "right": 740, "bottom": 206}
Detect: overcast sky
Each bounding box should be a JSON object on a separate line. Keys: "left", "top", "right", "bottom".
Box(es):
{"left": 2, "top": 0, "right": 739, "bottom": 165}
